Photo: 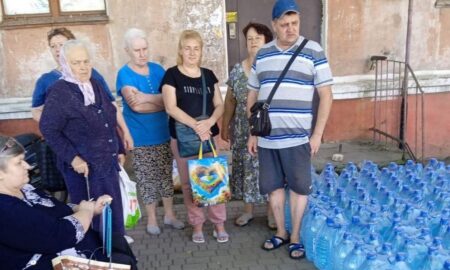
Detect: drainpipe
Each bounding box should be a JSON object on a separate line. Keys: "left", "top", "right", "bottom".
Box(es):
{"left": 400, "top": 0, "right": 413, "bottom": 155}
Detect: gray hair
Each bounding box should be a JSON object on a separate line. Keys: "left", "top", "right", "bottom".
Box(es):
{"left": 124, "top": 28, "right": 147, "bottom": 49}
{"left": 0, "top": 136, "right": 25, "bottom": 171}
{"left": 61, "top": 39, "right": 93, "bottom": 60}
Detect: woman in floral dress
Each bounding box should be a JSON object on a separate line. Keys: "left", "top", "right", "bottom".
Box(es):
{"left": 221, "top": 22, "right": 275, "bottom": 228}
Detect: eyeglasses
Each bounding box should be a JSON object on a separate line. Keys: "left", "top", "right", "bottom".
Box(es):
{"left": 0, "top": 138, "right": 15, "bottom": 154}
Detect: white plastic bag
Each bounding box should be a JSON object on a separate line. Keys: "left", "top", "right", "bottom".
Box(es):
{"left": 119, "top": 165, "right": 141, "bottom": 229}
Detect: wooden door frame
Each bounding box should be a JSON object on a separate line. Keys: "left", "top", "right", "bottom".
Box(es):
{"left": 223, "top": 0, "right": 330, "bottom": 64}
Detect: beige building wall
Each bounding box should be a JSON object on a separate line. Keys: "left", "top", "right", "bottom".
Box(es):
{"left": 0, "top": 0, "right": 226, "bottom": 99}
{"left": 327, "top": 0, "right": 450, "bottom": 76}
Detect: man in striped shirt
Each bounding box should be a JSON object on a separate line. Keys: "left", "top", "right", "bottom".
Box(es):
{"left": 247, "top": 0, "right": 333, "bottom": 259}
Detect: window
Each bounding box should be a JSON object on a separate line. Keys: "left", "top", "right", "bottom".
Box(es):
{"left": 436, "top": 0, "right": 450, "bottom": 7}
{"left": 1, "top": 0, "right": 108, "bottom": 29}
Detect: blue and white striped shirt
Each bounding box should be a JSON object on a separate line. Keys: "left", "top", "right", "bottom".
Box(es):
{"left": 248, "top": 36, "right": 333, "bottom": 149}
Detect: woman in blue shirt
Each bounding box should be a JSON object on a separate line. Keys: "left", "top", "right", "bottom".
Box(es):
{"left": 116, "top": 28, "right": 184, "bottom": 235}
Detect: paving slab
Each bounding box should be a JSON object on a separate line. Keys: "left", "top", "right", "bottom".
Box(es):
{"left": 124, "top": 140, "right": 408, "bottom": 269}
{"left": 125, "top": 201, "right": 317, "bottom": 270}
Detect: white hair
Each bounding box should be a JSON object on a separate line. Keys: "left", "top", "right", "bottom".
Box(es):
{"left": 124, "top": 28, "right": 147, "bottom": 49}
{"left": 61, "top": 39, "right": 92, "bottom": 59}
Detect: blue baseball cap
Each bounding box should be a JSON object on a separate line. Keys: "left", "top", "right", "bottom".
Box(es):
{"left": 272, "top": 0, "right": 300, "bottom": 20}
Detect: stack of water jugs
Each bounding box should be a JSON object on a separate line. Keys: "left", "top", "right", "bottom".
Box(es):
{"left": 285, "top": 158, "right": 450, "bottom": 270}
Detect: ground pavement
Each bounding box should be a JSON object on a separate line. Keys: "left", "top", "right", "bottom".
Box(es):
{"left": 124, "top": 140, "right": 406, "bottom": 269}
{"left": 126, "top": 200, "right": 317, "bottom": 270}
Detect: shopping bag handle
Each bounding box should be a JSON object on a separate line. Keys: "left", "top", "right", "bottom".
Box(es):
{"left": 198, "top": 139, "right": 217, "bottom": 159}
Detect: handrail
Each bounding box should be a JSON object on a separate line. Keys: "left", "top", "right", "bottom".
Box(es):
{"left": 370, "top": 59, "right": 425, "bottom": 162}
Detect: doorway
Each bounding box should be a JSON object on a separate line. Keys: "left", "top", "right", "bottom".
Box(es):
{"left": 225, "top": 0, "right": 323, "bottom": 72}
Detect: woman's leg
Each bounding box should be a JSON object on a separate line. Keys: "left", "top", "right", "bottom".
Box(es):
{"left": 171, "top": 139, "right": 206, "bottom": 227}
{"left": 157, "top": 142, "right": 184, "bottom": 228}
{"left": 132, "top": 147, "right": 160, "bottom": 229}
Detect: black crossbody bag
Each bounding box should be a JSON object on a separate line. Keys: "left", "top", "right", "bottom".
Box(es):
{"left": 249, "top": 38, "right": 308, "bottom": 136}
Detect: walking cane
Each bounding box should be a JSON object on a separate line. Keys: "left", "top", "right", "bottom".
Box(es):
{"left": 85, "top": 175, "right": 91, "bottom": 200}
{"left": 85, "top": 175, "right": 94, "bottom": 230}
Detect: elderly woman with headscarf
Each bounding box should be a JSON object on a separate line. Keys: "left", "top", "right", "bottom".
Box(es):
{"left": 40, "top": 40, "right": 126, "bottom": 236}
{"left": 31, "top": 27, "right": 133, "bottom": 150}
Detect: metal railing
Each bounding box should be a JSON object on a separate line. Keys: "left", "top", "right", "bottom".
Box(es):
{"left": 370, "top": 56, "right": 425, "bottom": 161}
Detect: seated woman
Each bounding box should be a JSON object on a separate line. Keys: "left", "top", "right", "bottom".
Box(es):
{"left": 0, "top": 136, "right": 137, "bottom": 270}
{"left": 40, "top": 40, "right": 126, "bottom": 236}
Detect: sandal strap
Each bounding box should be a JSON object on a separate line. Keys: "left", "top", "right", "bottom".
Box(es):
{"left": 288, "top": 243, "right": 305, "bottom": 251}
{"left": 267, "top": 236, "right": 288, "bottom": 247}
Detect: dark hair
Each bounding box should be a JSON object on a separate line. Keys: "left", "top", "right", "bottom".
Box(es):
{"left": 47, "top": 27, "right": 76, "bottom": 45}
{"left": 242, "top": 22, "right": 274, "bottom": 43}
{"left": 0, "top": 136, "right": 25, "bottom": 170}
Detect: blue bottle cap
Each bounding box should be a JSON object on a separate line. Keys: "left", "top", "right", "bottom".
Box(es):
{"left": 366, "top": 252, "right": 377, "bottom": 260}
{"left": 444, "top": 259, "right": 450, "bottom": 270}
{"left": 343, "top": 232, "right": 352, "bottom": 240}
{"left": 406, "top": 160, "right": 414, "bottom": 166}
{"left": 428, "top": 245, "right": 438, "bottom": 255}
{"left": 432, "top": 237, "right": 443, "bottom": 246}
{"left": 381, "top": 243, "right": 392, "bottom": 253}
{"left": 388, "top": 162, "right": 397, "bottom": 170}
{"left": 395, "top": 252, "right": 407, "bottom": 261}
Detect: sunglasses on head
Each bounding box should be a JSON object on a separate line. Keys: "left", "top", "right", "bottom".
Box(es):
{"left": 0, "top": 138, "right": 16, "bottom": 154}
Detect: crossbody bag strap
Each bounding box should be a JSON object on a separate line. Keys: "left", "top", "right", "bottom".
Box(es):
{"left": 201, "top": 68, "right": 207, "bottom": 116}
{"left": 264, "top": 38, "right": 309, "bottom": 108}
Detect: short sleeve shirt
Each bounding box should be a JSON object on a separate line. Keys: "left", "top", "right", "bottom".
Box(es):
{"left": 116, "top": 62, "right": 169, "bottom": 146}
{"left": 161, "top": 66, "right": 219, "bottom": 139}
{"left": 247, "top": 36, "right": 333, "bottom": 149}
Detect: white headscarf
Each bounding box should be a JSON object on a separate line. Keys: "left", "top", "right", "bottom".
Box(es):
{"left": 59, "top": 41, "right": 95, "bottom": 106}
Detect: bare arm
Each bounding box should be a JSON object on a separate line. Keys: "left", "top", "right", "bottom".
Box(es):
{"left": 246, "top": 89, "right": 258, "bottom": 118}
{"left": 194, "top": 83, "right": 224, "bottom": 141}
{"left": 162, "top": 84, "right": 197, "bottom": 128}
{"left": 71, "top": 195, "right": 112, "bottom": 232}
{"left": 221, "top": 87, "right": 237, "bottom": 142}
{"left": 309, "top": 85, "right": 333, "bottom": 155}
{"left": 246, "top": 89, "right": 259, "bottom": 156}
{"left": 122, "top": 86, "right": 164, "bottom": 113}
{"left": 112, "top": 102, "right": 134, "bottom": 150}
{"left": 31, "top": 105, "right": 44, "bottom": 122}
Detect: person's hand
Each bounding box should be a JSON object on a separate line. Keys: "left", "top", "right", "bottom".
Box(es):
{"left": 309, "top": 133, "right": 322, "bottom": 156}
{"left": 118, "top": 154, "right": 126, "bottom": 166}
{"left": 93, "top": 195, "right": 113, "bottom": 215}
{"left": 127, "top": 88, "right": 147, "bottom": 107}
{"left": 71, "top": 156, "right": 89, "bottom": 177}
{"left": 77, "top": 200, "right": 95, "bottom": 215}
{"left": 123, "top": 132, "right": 134, "bottom": 151}
{"left": 194, "top": 118, "right": 214, "bottom": 136}
{"left": 247, "top": 136, "right": 258, "bottom": 156}
{"left": 198, "top": 131, "right": 211, "bottom": 142}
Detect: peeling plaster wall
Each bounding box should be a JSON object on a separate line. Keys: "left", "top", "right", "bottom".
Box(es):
{"left": 0, "top": 0, "right": 226, "bottom": 99}
{"left": 107, "top": 0, "right": 226, "bottom": 82}
{"left": 0, "top": 25, "right": 113, "bottom": 98}
{"left": 327, "top": 0, "right": 408, "bottom": 76}
{"left": 327, "top": 0, "right": 450, "bottom": 76}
